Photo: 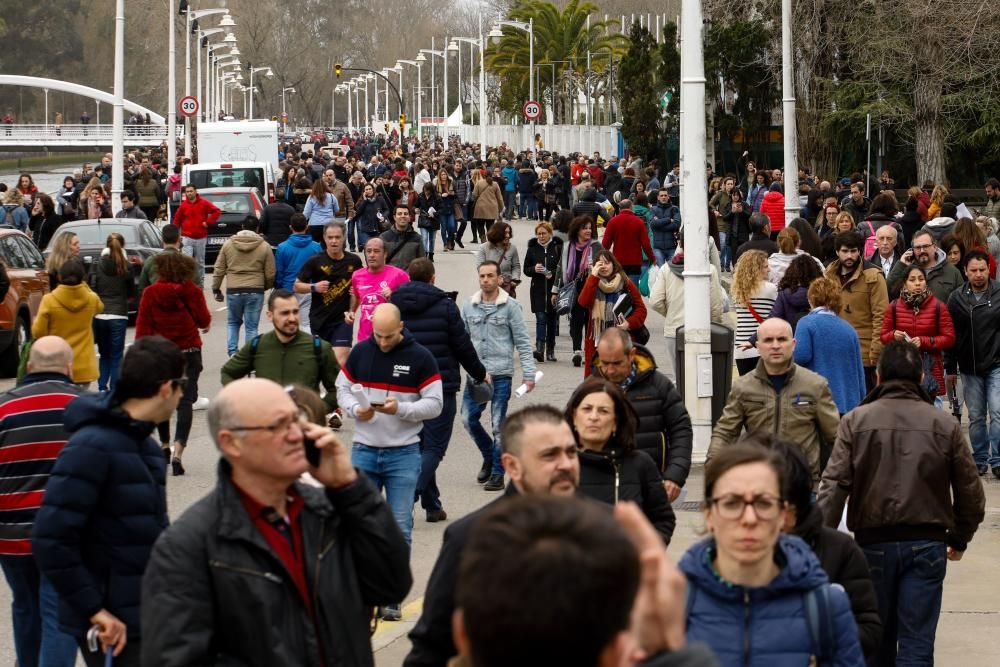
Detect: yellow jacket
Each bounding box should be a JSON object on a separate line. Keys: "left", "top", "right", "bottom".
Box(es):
{"left": 32, "top": 283, "right": 104, "bottom": 383}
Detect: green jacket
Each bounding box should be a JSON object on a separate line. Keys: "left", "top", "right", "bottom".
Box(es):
{"left": 708, "top": 361, "right": 840, "bottom": 484}
{"left": 138, "top": 246, "right": 203, "bottom": 293}
{"left": 887, "top": 252, "right": 963, "bottom": 303}
{"left": 220, "top": 330, "right": 341, "bottom": 411}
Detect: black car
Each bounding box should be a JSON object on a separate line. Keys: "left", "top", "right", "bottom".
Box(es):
{"left": 197, "top": 187, "right": 265, "bottom": 264}
{"left": 46, "top": 219, "right": 163, "bottom": 316}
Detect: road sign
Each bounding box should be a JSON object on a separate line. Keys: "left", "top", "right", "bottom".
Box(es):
{"left": 179, "top": 96, "right": 199, "bottom": 118}
{"left": 281, "top": 112, "right": 289, "bottom": 122}
{"left": 522, "top": 100, "right": 542, "bottom": 121}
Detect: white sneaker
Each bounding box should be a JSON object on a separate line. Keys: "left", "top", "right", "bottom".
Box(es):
{"left": 192, "top": 397, "right": 210, "bottom": 411}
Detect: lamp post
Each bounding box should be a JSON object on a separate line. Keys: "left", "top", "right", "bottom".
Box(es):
{"left": 112, "top": 0, "right": 124, "bottom": 213}
{"left": 381, "top": 70, "right": 391, "bottom": 124}
{"left": 281, "top": 86, "right": 295, "bottom": 133}
{"left": 217, "top": 59, "right": 240, "bottom": 118}
{"left": 205, "top": 44, "right": 229, "bottom": 120}
{"left": 781, "top": 0, "right": 798, "bottom": 226}
{"left": 396, "top": 59, "right": 421, "bottom": 135}
{"left": 247, "top": 65, "right": 273, "bottom": 119}
{"left": 198, "top": 28, "right": 225, "bottom": 122}
{"left": 168, "top": 0, "right": 177, "bottom": 168}
{"left": 449, "top": 17, "right": 487, "bottom": 159}
{"left": 418, "top": 40, "right": 447, "bottom": 126}
{"left": 489, "top": 17, "right": 533, "bottom": 146}
{"left": 183, "top": 6, "right": 233, "bottom": 143}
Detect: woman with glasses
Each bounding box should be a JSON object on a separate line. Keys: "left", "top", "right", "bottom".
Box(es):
{"left": 679, "top": 442, "right": 865, "bottom": 667}
{"left": 136, "top": 251, "right": 211, "bottom": 475}
{"left": 566, "top": 378, "right": 675, "bottom": 544}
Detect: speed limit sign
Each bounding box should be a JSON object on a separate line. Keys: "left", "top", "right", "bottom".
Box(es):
{"left": 522, "top": 100, "right": 542, "bottom": 121}
{"left": 179, "top": 96, "right": 200, "bottom": 118}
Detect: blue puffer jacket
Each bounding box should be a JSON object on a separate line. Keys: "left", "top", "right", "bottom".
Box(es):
{"left": 649, "top": 202, "right": 682, "bottom": 251}
{"left": 502, "top": 166, "right": 518, "bottom": 192}
{"left": 391, "top": 280, "right": 487, "bottom": 394}
{"left": 679, "top": 534, "right": 864, "bottom": 667}
{"left": 275, "top": 233, "right": 322, "bottom": 290}
{"left": 32, "top": 392, "right": 168, "bottom": 639}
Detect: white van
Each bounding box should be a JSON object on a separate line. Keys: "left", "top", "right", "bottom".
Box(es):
{"left": 182, "top": 161, "right": 277, "bottom": 204}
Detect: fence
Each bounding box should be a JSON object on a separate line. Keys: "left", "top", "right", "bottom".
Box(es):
{"left": 0, "top": 124, "right": 183, "bottom": 147}
{"left": 430, "top": 123, "right": 622, "bottom": 157}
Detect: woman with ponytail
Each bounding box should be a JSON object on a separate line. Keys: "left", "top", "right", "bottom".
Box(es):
{"left": 90, "top": 232, "right": 135, "bottom": 392}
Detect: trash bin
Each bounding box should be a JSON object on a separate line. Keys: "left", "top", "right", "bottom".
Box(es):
{"left": 674, "top": 324, "right": 735, "bottom": 427}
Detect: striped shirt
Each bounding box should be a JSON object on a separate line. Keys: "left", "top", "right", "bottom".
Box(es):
{"left": 0, "top": 375, "right": 85, "bottom": 555}
{"left": 734, "top": 282, "right": 778, "bottom": 359}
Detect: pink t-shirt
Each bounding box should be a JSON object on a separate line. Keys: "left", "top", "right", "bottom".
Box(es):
{"left": 352, "top": 265, "right": 409, "bottom": 341}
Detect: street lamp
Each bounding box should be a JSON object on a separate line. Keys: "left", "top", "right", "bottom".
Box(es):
{"left": 198, "top": 28, "right": 225, "bottom": 122}
{"left": 490, "top": 17, "right": 534, "bottom": 143}
{"left": 449, "top": 16, "right": 488, "bottom": 159}
{"left": 281, "top": 86, "right": 295, "bottom": 132}
{"left": 183, "top": 6, "right": 233, "bottom": 141}
{"left": 247, "top": 65, "right": 273, "bottom": 119}
{"left": 419, "top": 39, "right": 447, "bottom": 126}
{"left": 205, "top": 43, "right": 229, "bottom": 120}
{"left": 396, "top": 59, "right": 421, "bottom": 135}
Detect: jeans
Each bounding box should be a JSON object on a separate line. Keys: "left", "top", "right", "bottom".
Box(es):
{"left": 862, "top": 540, "right": 947, "bottom": 666}
{"left": 78, "top": 639, "right": 140, "bottom": 667}
{"left": 653, "top": 247, "right": 676, "bottom": 266}
{"left": 503, "top": 191, "right": 516, "bottom": 219}
{"left": 357, "top": 229, "right": 372, "bottom": 251}
{"left": 719, "top": 232, "right": 732, "bottom": 269}
{"left": 962, "top": 368, "right": 1000, "bottom": 468}
{"left": 535, "top": 310, "right": 558, "bottom": 348}
{"left": 438, "top": 211, "right": 456, "bottom": 246}
{"left": 347, "top": 217, "right": 358, "bottom": 250}
{"left": 518, "top": 193, "right": 537, "bottom": 219}
{"left": 226, "top": 292, "right": 264, "bottom": 356}
{"left": 0, "top": 555, "right": 78, "bottom": 667}
{"left": 181, "top": 236, "right": 207, "bottom": 281}
{"left": 420, "top": 228, "right": 438, "bottom": 254}
{"left": 93, "top": 318, "right": 127, "bottom": 393}
{"left": 416, "top": 393, "right": 457, "bottom": 511}
{"left": 351, "top": 443, "right": 421, "bottom": 548}
{"left": 156, "top": 349, "right": 202, "bottom": 447}
{"left": 461, "top": 375, "right": 513, "bottom": 476}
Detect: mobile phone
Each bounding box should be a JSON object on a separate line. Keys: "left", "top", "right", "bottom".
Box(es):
{"left": 303, "top": 435, "right": 321, "bottom": 467}
{"left": 370, "top": 402, "right": 385, "bottom": 408}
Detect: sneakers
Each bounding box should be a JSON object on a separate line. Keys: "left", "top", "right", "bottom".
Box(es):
{"left": 426, "top": 509, "right": 448, "bottom": 523}
{"left": 483, "top": 473, "right": 505, "bottom": 491}
{"left": 192, "top": 397, "right": 210, "bottom": 411}
{"left": 572, "top": 351, "right": 582, "bottom": 367}
{"left": 379, "top": 604, "right": 402, "bottom": 621}
{"left": 476, "top": 460, "right": 492, "bottom": 484}
{"left": 328, "top": 408, "right": 343, "bottom": 430}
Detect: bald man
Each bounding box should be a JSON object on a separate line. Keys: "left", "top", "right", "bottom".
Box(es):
{"left": 141, "top": 378, "right": 411, "bottom": 665}
{"left": 708, "top": 318, "right": 840, "bottom": 483}
{"left": 0, "top": 337, "right": 82, "bottom": 666}
{"left": 348, "top": 237, "right": 410, "bottom": 344}
{"left": 336, "top": 302, "right": 442, "bottom": 621}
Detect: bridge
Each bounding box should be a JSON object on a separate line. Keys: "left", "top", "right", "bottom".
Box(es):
{"left": 0, "top": 124, "right": 184, "bottom": 151}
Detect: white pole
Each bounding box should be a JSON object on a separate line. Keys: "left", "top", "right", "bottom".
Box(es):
{"left": 196, "top": 31, "right": 202, "bottom": 122}
{"left": 528, "top": 18, "right": 534, "bottom": 147}
{"left": 249, "top": 69, "right": 254, "bottom": 119}
{"left": 431, "top": 38, "right": 437, "bottom": 125}
{"left": 168, "top": 0, "right": 177, "bottom": 168}
{"left": 443, "top": 36, "right": 449, "bottom": 126}
{"left": 680, "top": 0, "right": 712, "bottom": 457}
{"left": 417, "top": 63, "right": 422, "bottom": 136}
{"left": 385, "top": 74, "right": 389, "bottom": 123}
{"left": 479, "top": 14, "right": 486, "bottom": 159}
{"left": 112, "top": 0, "right": 125, "bottom": 214}
{"left": 44, "top": 89, "right": 48, "bottom": 130}
{"left": 364, "top": 78, "right": 369, "bottom": 128}
{"left": 781, "top": 0, "right": 798, "bottom": 227}
{"left": 184, "top": 11, "right": 191, "bottom": 153}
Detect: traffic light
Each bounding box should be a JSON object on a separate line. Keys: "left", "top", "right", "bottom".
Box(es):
{"left": 384, "top": 123, "right": 390, "bottom": 134}
{"left": 399, "top": 113, "right": 406, "bottom": 125}
{"left": 271, "top": 115, "right": 278, "bottom": 121}
{"left": 334, "top": 64, "right": 342, "bottom": 79}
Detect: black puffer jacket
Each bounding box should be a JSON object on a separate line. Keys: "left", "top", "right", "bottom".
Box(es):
{"left": 522, "top": 236, "right": 563, "bottom": 314}
{"left": 391, "top": 280, "right": 486, "bottom": 394}
{"left": 89, "top": 251, "right": 136, "bottom": 317}
{"left": 592, "top": 346, "right": 693, "bottom": 486}
{"left": 794, "top": 505, "right": 882, "bottom": 660}
{"left": 141, "top": 460, "right": 412, "bottom": 667}
{"left": 578, "top": 448, "right": 676, "bottom": 544}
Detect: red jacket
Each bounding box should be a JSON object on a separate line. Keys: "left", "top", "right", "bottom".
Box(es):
{"left": 136, "top": 280, "right": 212, "bottom": 349}
{"left": 586, "top": 165, "right": 604, "bottom": 190}
{"left": 759, "top": 191, "right": 786, "bottom": 232}
{"left": 570, "top": 163, "right": 585, "bottom": 185}
{"left": 174, "top": 195, "right": 221, "bottom": 240}
{"left": 879, "top": 294, "right": 955, "bottom": 395}
{"left": 577, "top": 274, "right": 647, "bottom": 377}
{"left": 602, "top": 210, "right": 655, "bottom": 267}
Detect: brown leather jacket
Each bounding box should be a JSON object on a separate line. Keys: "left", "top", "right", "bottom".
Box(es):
{"left": 818, "top": 381, "right": 985, "bottom": 551}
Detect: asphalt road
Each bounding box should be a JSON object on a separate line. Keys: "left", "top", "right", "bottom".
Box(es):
{"left": 0, "top": 226, "right": 997, "bottom": 665}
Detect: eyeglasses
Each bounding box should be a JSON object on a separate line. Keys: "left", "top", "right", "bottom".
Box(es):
{"left": 229, "top": 411, "right": 304, "bottom": 437}
{"left": 912, "top": 243, "right": 933, "bottom": 251}
{"left": 709, "top": 493, "right": 783, "bottom": 520}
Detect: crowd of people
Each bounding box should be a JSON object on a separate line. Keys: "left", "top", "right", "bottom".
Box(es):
{"left": 0, "top": 129, "right": 994, "bottom": 667}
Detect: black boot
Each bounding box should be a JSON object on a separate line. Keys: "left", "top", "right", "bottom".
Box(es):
{"left": 533, "top": 342, "right": 545, "bottom": 363}
{"left": 456, "top": 220, "right": 467, "bottom": 247}
{"left": 428, "top": 252, "right": 434, "bottom": 262}
{"left": 546, "top": 346, "right": 557, "bottom": 362}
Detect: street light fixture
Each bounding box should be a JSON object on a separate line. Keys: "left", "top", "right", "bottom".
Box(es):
{"left": 184, "top": 7, "right": 232, "bottom": 146}
{"left": 449, "top": 15, "right": 488, "bottom": 158}
{"left": 491, "top": 17, "right": 534, "bottom": 144}
{"left": 396, "top": 59, "right": 422, "bottom": 135}
{"left": 419, "top": 42, "right": 447, "bottom": 125}
{"left": 247, "top": 65, "right": 273, "bottom": 119}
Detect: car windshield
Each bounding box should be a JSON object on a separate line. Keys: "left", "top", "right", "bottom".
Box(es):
{"left": 60, "top": 224, "right": 140, "bottom": 246}
{"left": 189, "top": 169, "right": 264, "bottom": 191}
{"left": 201, "top": 193, "right": 253, "bottom": 215}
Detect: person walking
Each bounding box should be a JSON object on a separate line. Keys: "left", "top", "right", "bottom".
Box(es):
{"left": 415, "top": 182, "right": 442, "bottom": 261}
{"left": 470, "top": 170, "right": 505, "bottom": 244}
{"left": 173, "top": 184, "right": 221, "bottom": 280}
{"left": 211, "top": 216, "right": 276, "bottom": 356}
{"left": 346, "top": 237, "right": 409, "bottom": 345}
{"left": 32, "top": 337, "right": 185, "bottom": 666}
{"left": 732, "top": 250, "right": 778, "bottom": 375}
{"left": 475, "top": 222, "right": 521, "bottom": 298}
{"left": 303, "top": 177, "right": 339, "bottom": 245}
{"left": 562, "top": 215, "right": 604, "bottom": 368}
{"left": 135, "top": 252, "right": 211, "bottom": 476}
{"left": 820, "top": 342, "right": 986, "bottom": 665}
{"left": 0, "top": 338, "right": 84, "bottom": 667}
{"left": 32, "top": 259, "right": 103, "bottom": 387}
{"left": 522, "top": 222, "right": 563, "bottom": 363}
{"left": 274, "top": 213, "right": 321, "bottom": 331}
{"left": 649, "top": 189, "right": 682, "bottom": 266}
{"left": 380, "top": 204, "right": 426, "bottom": 270}
{"left": 601, "top": 199, "right": 656, "bottom": 285}
{"left": 89, "top": 233, "right": 134, "bottom": 393}
{"left": 258, "top": 195, "right": 296, "bottom": 248}
{"left": 577, "top": 250, "right": 647, "bottom": 376}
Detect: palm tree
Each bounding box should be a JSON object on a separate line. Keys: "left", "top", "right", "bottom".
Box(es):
{"left": 484, "top": 0, "right": 627, "bottom": 123}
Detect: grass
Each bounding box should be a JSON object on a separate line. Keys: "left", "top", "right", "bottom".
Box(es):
{"left": 0, "top": 153, "right": 102, "bottom": 172}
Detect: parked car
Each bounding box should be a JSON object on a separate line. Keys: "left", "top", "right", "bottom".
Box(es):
{"left": 45, "top": 219, "right": 163, "bottom": 316}
{"left": 0, "top": 227, "right": 49, "bottom": 376}
{"left": 196, "top": 187, "right": 265, "bottom": 264}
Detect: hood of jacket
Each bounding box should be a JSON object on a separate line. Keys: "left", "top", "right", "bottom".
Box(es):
{"left": 769, "top": 249, "right": 808, "bottom": 271}
{"left": 285, "top": 232, "right": 318, "bottom": 249}
{"left": 668, "top": 251, "right": 685, "bottom": 277}
{"left": 679, "top": 534, "right": 829, "bottom": 600}
{"left": 762, "top": 190, "right": 784, "bottom": 204}
{"left": 470, "top": 287, "right": 510, "bottom": 306}
{"left": 229, "top": 230, "right": 266, "bottom": 252}
{"left": 925, "top": 216, "right": 955, "bottom": 229}
{"left": 580, "top": 187, "right": 598, "bottom": 203}
{"left": 780, "top": 285, "right": 811, "bottom": 310}
{"left": 65, "top": 391, "right": 158, "bottom": 440}
{"left": 592, "top": 343, "right": 657, "bottom": 380}
{"left": 51, "top": 283, "right": 96, "bottom": 313}
{"left": 392, "top": 280, "right": 451, "bottom": 316}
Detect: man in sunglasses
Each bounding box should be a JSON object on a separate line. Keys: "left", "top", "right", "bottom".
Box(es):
{"left": 141, "top": 377, "right": 410, "bottom": 666}
{"left": 33, "top": 336, "right": 186, "bottom": 665}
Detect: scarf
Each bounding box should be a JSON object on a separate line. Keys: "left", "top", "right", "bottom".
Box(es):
{"left": 901, "top": 288, "right": 928, "bottom": 314}
{"left": 590, "top": 273, "right": 625, "bottom": 344}
{"left": 565, "top": 240, "right": 591, "bottom": 282}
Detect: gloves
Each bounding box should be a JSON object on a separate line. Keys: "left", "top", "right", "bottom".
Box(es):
{"left": 213, "top": 289, "right": 224, "bottom": 303}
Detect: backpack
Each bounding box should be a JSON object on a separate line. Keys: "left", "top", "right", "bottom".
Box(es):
{"left": 686, "top": 582, "right": 838, "bottom": 663}
{"left": 862, "top": 220, "right": 878, "bottom": 258}
{"left": 248, "top": 333, "right": 324, "bottom": 377}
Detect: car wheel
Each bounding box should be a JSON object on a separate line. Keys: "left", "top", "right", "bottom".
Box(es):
{"left": 0, "top": 312, "right": 30, "bottom": 378}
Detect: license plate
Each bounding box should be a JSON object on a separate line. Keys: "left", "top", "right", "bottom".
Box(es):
{"left": 208, "top": 237, "right": 227, "bottom": 245}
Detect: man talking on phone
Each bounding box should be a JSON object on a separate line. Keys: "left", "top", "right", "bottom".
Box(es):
{"left": 887, "top": 228, "right": 963, "bottom": 303}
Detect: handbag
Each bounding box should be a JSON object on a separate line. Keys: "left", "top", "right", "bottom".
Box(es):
{"left": 630, "top": 324, "right": 651, "bottom": 345}
{"left": 555, "top": 280, "right": 577, "bottom": 315}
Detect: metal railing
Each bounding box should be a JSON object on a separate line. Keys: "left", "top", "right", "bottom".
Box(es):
{"left": 0, "top": 124, "right": 184, "bottom": 143}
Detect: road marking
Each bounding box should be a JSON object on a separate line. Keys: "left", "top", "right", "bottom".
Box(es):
{"left": 372, "top": 597, "right": 423, "bottom": 640}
